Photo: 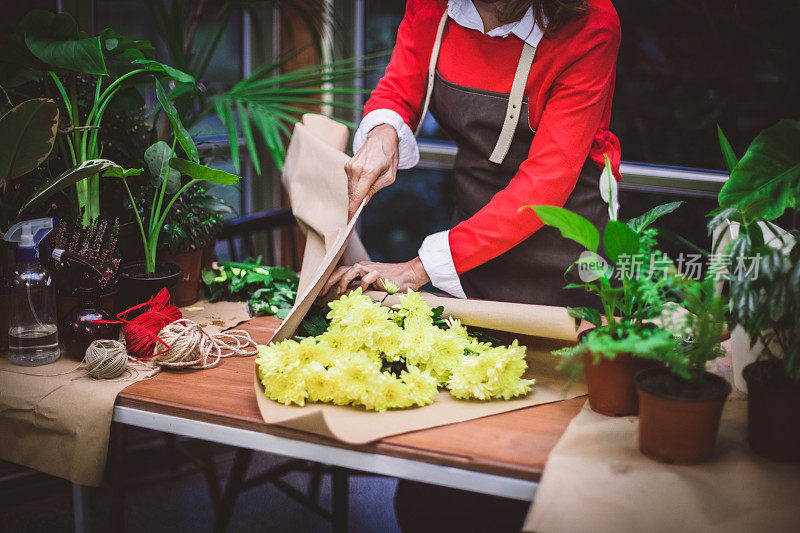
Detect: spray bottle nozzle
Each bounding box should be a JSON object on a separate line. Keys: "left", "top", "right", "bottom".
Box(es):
{"left": 3, "top": 218, "right": 55, "bottom": 262}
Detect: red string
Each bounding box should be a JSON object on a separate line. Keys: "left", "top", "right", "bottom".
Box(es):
{"left": 96, "top": 288, "right": 182, "bottom": 360}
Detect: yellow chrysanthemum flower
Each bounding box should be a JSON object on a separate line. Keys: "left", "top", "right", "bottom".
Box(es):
{"left": 395, "top": 289, "right": 434, "bottom": 323}
{"left": 257, "top": 289, "right": 535, "bottom": 410}
{"left": 380, "top": 278, "right": 399, "bottom": 295}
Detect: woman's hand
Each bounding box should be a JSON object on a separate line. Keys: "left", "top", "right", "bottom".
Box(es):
{"left": 323, "top": 257, "right": 430, "bottom": 296}
{"left": 345, "top": 124, "right": 399, "bottom": 219}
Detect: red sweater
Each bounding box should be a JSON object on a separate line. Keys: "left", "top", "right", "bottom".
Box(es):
{"left": 364, "top": 0, "right": 622, "bottom": 274}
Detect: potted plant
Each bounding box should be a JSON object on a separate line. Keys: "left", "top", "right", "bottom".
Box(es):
{"left": 523, "top": 158, "right": 683, "bottom": 415}
{"left": 110, "top": 79, "right": 241, "bottom": 311}
{"left": 48, "top": 214, "right": 122, "bottom": 320}
{"left": 635, "top": 275, "right": 731, "bottom": 464}
{"left": 0, "top": 98, "right": 119, "bottom": 347}
{"left": 156, "top": 184, "right": 229, "bottom": 306}
{"left": 711, "top": 121, "right": 800, "bottom": 462}
{"left": 0, "top": 10, "right": 194, "bottom": 226}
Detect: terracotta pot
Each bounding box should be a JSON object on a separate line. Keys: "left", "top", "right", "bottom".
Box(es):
{"left": 201, "top": 238, "right": 216, "bottom": 270}
{"left": 57, "top": 290, "right": 118, "bottom": 324}
{"left": 743, "top": 362, "right": 800, "bottom": 462}
{"left": 635, "top": 367, "right": 731, "bottom": 465}
{"left": 583, "top": 347, "right": 660, "bottom": 417}
{"left": 116, "top": 261, "right": 182, "bottom": 314}
{"left": 159, "top": 249, "right": 202, "bottom": 307}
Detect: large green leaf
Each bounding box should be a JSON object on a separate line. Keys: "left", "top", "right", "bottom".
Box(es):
{"left": 626, "top": 201, "right": 684, "bottom": 234}
{"left": 100, "top": 28, "right": 155, "bottom": 60}
{"left": 133, "top": 59, "right": 194, "bottom": 84}
{"left": 144, "top": 141, "right": 180, "bottom": 194}
{"left": 525, "top": 205, "right": 600, "bottom": 252}
{"left": 154, "top": 78, "right": 199, "bottom": 163}
{"left": 18, "top": 159, "right": 118, "bottom": 214}
{"left": 718, "top": 120, "right": 800, "bottom": 221}
{"left": 0, "top": 10, "right": 78, "bottom": 86}
{"left": 169, "top": 158, "right": 240, "bottom": 185}
{"left": 25, "top": 33, "right": 107, "bottom": 76}
{"left": 0, "top": 99, "right": 59, "bottom": 181}
{"left": 603, "top": 220, "right": 640, "bottom": 265}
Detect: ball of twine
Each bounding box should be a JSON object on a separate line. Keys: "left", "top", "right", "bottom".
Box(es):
{"left": 83, "top": 339, "right": 129, "bottom": 379}
{"left": 152, "top": 319, "right": 259, "bottom": 369}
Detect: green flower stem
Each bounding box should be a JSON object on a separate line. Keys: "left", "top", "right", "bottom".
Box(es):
{"left": 122, "top": 177, "right": 150, "bottom": 270}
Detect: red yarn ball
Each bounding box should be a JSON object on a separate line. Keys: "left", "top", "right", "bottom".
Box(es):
{"left": 120, "top": 288, "right": 182, "bottom": 359}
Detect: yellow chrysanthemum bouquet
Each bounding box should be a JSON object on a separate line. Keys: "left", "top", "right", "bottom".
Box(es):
{"left": 256, "top": 287, "right": 535, "bottom": 411}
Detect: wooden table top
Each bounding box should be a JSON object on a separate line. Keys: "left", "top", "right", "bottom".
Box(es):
{"left": 117, "top": 316, "right": 585, "bottom": 481}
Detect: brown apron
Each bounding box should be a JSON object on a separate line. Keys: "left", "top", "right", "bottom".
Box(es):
{"left": 419, "top": 13, "right": 608, "bottom": 307}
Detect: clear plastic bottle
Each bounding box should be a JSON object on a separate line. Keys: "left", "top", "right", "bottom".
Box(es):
{"left": 4, "top": 218, "right": 60, "bottom": 366}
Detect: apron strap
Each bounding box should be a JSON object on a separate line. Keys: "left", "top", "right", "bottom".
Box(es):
{"left": 415, "top": 10, "right": 537, "bottom": 166}
{"left": 415, "top": 10, "right": 449, "bottom": 137}
{"left": 489, "top": 42, "right": 537, "bottom": 164}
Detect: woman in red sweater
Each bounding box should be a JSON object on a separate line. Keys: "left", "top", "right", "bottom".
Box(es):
{"left": 326, "top": 0, "right": 621, "bottom": 306}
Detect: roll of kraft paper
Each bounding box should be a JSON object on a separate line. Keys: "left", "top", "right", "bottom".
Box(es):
{"left": 366, "top": 290, "right": 579, "bottom": 343}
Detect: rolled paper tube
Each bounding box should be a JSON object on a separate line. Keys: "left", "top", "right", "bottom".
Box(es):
{"left": 365, "top": 291, "right": 579, "bottom": 343}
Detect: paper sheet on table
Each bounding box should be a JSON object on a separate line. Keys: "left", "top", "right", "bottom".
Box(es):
{"left": 180, "top": 299, "right": 251, "bottom": 336}
{"left": 254, "top": 337, "right": 586, "bottom": 444}
{"left": 524, "top": 398, "right": 800, "bottom": 533}
{"left": 367, "top": 291, "right": 579, "bottom": 342}
{"left": 0, "top": 357, "right": 153, "bottom": 486}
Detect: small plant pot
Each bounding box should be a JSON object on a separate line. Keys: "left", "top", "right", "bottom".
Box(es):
{"left": 116, "top": 261, "right": 182, "bottom": 314}
{"left": 583, "top": 349, "right": 660, "bottom": 416}
{"left": 635, "top": 367, "right": 731, "bottom": 465}
{"left": 201, "top": 238, "right": 217, "bottom": 271}
{"left": 160, "top": 248, "right": 203, "bottom": 307}
{"left": 743, "top": 361, "right": 800, "bottom": 462}
{"left": 57, "top": 289, "right": 118, "bottom": 324}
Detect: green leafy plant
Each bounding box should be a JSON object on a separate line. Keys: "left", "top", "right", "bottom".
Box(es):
{"left": 658, "top": 275, "right": 728, "bottom": 382}
{"left": 0, "top": 98, "right": 119, "bottom": 233}
{"left": 138, "top": 0, "right": 378, "bottom": 173}
{"left": 0, "top": 10, "right": 193, "bottom": 225}
{"left": 520, "top": 157, "right": 685, "bottom": 375}
{"left": 107, "top": 81, "right": 239, "bottom": 274}
{"left": 158, "top": 183, "right": 230, "bottom": 254}
{"left": 711, "top": 125, "right": 800, "bottom": 384}
{"left": 201, "top": 257, "right": 299, "bottom": 319}
{"left": 717, "top": 120, "right": 800, "bottom": 222}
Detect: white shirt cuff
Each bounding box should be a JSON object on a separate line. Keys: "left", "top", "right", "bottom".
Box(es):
{"left": 418, "top": 230, "right": 467, "bottom": 299}
{"left": 353, "top": 109, "right": 419, "bottom": 169}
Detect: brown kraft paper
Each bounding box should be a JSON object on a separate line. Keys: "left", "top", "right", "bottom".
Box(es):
{"left": 524, "top": 398, "right": 800, "bottom": 533}
{"left": 0, "top": 357, "right": 153, "bottom": 486}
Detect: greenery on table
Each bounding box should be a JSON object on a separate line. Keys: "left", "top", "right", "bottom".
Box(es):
{"left": 711, "top": 122, "right": 800, "bottom": 383}
{"left": 201, "top": 257, "right": 299, "bottom": 319}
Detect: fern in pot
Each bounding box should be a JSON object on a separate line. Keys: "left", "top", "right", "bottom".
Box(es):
{"left": 712, "top": 120, "right": 800, "bottom": 462}
{"left": 523, "top": 159, "right": 683, "bottom": 416}
{"left": 635, "top": 275, "right": 731, "bottom": 465}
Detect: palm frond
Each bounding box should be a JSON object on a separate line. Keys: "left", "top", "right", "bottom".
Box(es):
{"left": 211, "top": 53, "right": 382, "bottom": 173}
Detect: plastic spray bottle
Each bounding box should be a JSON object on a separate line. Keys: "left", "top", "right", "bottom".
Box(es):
{"left": 3, "top": 218, "right": 60, "bottom": 366}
